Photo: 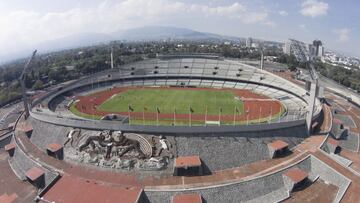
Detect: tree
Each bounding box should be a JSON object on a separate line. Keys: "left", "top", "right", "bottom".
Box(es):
{"left": 33, "top": 80, "right": 44, "bottom": 90}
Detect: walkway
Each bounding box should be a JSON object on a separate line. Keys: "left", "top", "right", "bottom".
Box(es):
{"left": 0, "top": 149, "right": 36, "bottom": 203}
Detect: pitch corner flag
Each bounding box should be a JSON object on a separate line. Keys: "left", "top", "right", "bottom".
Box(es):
{"left": 156, "top": 107, "right": 160, "bottom": 126}
{"left": 128, "top": 105, "right": 134, "bottom": 111}
{"left": 190, "top": 106, "right": 194, "bottom": 113}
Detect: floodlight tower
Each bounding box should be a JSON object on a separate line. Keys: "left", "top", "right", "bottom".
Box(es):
{"left": 258, "top": 42, "right": 264, "bottom": 70}
{"left": 110, "top": 47, "right": 114, "bottom": 69}
{"left": 19, "top": 50, "right": 37, "bottom": 118}
{"left": 291, "top": 40, "right": 318, "bottom": 134}
{"left": 260, "top": 49, "right": 264, "bottom": 70}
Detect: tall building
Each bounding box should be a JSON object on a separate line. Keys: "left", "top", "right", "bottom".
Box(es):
{"left": 246, "top": 37, "right": 253, "bottom": 48}
{"left": 312, "top": 40, "right": 324, "bottom": 57}
{"left": 308, "top": 44, "right": 316, "bottom": 56}
{"left": 283, "top": 39, "right": 309, "bottom": 62}
{"left": 283, "top": 39, "right": 325, "bottom": 61}
{"left": 284, "top": 40, "right": 291, "bottom": 55}
{"left": 317, "top": 45, "right": 324, "bottom": 57}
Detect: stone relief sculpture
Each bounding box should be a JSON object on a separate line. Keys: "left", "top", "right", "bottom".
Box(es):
{"left": 79, "top": 131, "right": 146, "bottom": 159}
{"left": 154, "top": 135, "right": 173, "bottom": 158}
{"left": 67, "top": 130, "right": 175, "bottom": 171}
{"left": 64, "top": 128, "right": 81, "bottom": 147}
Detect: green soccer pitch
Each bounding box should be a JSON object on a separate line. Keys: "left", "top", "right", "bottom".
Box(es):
{"left": 97, "top": 88, "right": 244, "bottom": 115}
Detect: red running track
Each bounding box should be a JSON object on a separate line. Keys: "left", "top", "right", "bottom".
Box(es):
{"left": 74, "top": 86, "right": 283, "bottom": 122}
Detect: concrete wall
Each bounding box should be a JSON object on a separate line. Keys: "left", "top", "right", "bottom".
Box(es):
{"left": 29, "top": 118, "right": 70, "bottom": 152}
{"left": 144, "top": 156, "right": 312, "bottom": 203}
{"left": 30, "top": 111, "right": 307, "bottom": 134}
{"left": 8, "top": 143, "right": 58, "bottom": 189}
{"left": 175, "top": 125, "right": 307, "bottom": 171}
{"left": 310, "top": 155, "right": 351, "bottom": 203}
{"left": 28, "top": 118, "right": 307, "bottom": 171}
{"left": 0, "top": 133, "right": 12, "bottom": 148}
{"left": 144, "top": 154, "right": 350, "bottom": 203}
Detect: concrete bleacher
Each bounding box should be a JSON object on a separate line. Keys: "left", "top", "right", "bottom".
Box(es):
{"left": 40, "top": 57, "right": 319, "bottom": 124}
{"left": 47, "top": 75, "right": 310, "bottom": 123}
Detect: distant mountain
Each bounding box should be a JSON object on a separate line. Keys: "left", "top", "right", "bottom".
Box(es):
{"left": 116, "top": 26, "right": 199, "bottom": 40}
{"left": 1, "top": 26, "right": 245, "bottom": 63}
{"left": 115, "top": 26, "right": 243, "bottom": 42}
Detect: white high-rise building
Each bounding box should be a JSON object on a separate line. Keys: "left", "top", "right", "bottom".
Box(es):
{"left": 313, "top": 40, "right": 324, "bottom": 58}
{"left": 284, "top": 39, "right": 309, "bottom": 62}
{"left": 318, "top": 46, "right": 324, "bottom": 57}
{"left": 284, "top": 40, "right": 291, "bottom": 55}
{"left": 283, "top": 38, "right": 325, "bottom": 61}
{"left": 308, "top": 44, "right": 316, "bottom": 56}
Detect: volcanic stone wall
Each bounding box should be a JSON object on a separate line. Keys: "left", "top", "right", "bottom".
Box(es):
{"left": 144, "top": 157, "right": 312, "bottom": 203}
{"left": 175, "top": 125, "right": 307, "bottom": 171}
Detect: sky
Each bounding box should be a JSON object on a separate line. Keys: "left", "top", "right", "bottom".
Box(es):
{"left": 0, "top": 0, "right": 359, "bottom": 60}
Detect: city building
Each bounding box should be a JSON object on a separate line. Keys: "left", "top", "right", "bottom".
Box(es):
{"left": 312, "top": 40, "right": 325, "bottom": 57}
{"left": 283, "top": 39, "right": 325, "bottom": 62}
{"left": 283, "top": 39, "right": 310, "bottom": 62}
{"left": 284, "top": 40, "right": 291, "bottom": 55}
{"left": 246, "top": 37, "right": 253, "bottom": 48}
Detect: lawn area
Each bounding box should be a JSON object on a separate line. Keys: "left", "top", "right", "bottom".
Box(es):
{"left": 97, "top": 88, "right": 244, "bottom": 115}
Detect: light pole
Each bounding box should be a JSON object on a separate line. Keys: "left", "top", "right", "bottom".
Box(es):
{"left": 19, "top": 50, "right": 37, "bottom": 119}
{"left": 260, "top": 46, "right": 264, "bottom": 70}
{"left": 110, "top": 47, "right": 114, "bottom": 69}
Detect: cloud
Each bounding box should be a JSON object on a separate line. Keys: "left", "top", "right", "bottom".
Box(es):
{"left": 0, "top": 0, "right": 275, "bottom": 56}
{"left": 300, "top": 0, "right": 329, "bottom": 17}
{"left": 189, "top": 2, "right": 271, "bottom": 25}
{"left": 298, "top": 24, "right": 306, "bottom": 30}
{"left": 190, "top": 2, "right": 246, "bottom": 16}
{"left": 279, "top": 10, "right": 288, "bottom": 16}
{"left": 334, "top": 28, "right": 350, "bottom": 42}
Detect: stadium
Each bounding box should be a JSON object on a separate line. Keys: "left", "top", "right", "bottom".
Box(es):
{"left": 1, "top": 54, "right": 360, "bottom": 203}
{"left": 40, "top": 55, "right": 316, "bottom": 129}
